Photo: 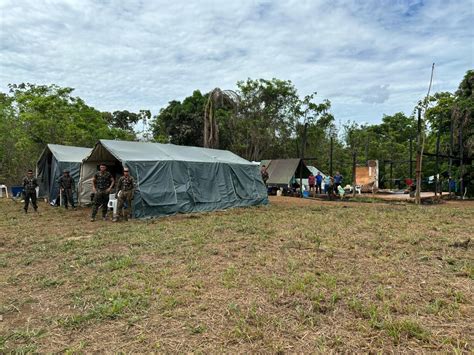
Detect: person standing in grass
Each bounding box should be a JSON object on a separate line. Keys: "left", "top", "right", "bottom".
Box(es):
{"left": 324, "top": 175, "right": 331, "bottom": 194}
{"left": 91, "top": 163, "right": 114, "bottom": 222}
{"left": 114, "top": 167, "right": 135, "bottom": 222}
{"left": 260, "top": 165, "right": 269, "bottom": 186}
{"left": 334, "top": 171, "right": 343, "bottom": 192}
{"left": 308, "top": 173, "right": 315, "bottom": 195}
{"left": 22, "top": 169, "right": 38, "bottom": 213}
{"left": 315, "top": 172, "right": 323, "bottom": 194}
{"left": 58, "top": 169, "right": 76, "bottom": 209}
{"left": 327, "top": 176, "right": 335, "bottom": 199}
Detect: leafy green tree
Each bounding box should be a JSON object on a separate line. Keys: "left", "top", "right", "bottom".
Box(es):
{"left": 151, "top": 90, "right": 207, "bottom": 146}
{"left": 351, "top": 113, "right": 417, "bottom": 188}
{"left": 233, "top": 78, "right": 299, "bottom": 161}
{"left": 295, "top": 93, "right": 333, "bottom": 159}
{"left": 424, "top": 70, "right": 474, "bottom": 194}
{"left": 203, "top": 88, "right": 239, "bottom": 149}
{"left": 0, "top": 83, "right": 136, "bottom": 184}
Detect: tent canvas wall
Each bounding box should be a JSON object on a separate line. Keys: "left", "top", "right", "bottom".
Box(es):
{"left": 37, "top": 144, "right": 92, "bottom": 201}
{"left": 79, "top": 140, "right": 268, "bottom": 218}
{"left": 260, "top": 159, "right": 313, "bottom": 187}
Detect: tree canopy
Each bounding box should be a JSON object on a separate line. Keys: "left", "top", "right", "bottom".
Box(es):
{"left": 1, "top": 70, "right": 472, "bottom": 195}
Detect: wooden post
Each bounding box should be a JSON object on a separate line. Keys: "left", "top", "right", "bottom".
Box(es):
{"left": 329, "top": 136, "right": 333, "bottom": 177}
{"left": 434, "top": 115, "right": 442, "bottom": 197}
{"left": 300, "top": 123, "right": 308, "bottom": 198}
{"left": 365, "top": 134, "right": 369, "bottom": 165}
{"left": 459, "top": 119, "right": 464, "bottom": 198}
{"left": 390, "top": 161, "right": 393, "bottom": 190}
{"left": 415, "top": 108, "right": 422, "bottom": 204}
{"left": 352, "top": 151, "right": 357, "bottom": 197}
{"left": 299, "top": 161, "right": 303, "bottom": 198}
{"left": 448, "top": 111, "right": 454, "bottom": 196}
{"left": 409, "top": 137, "right": 413, "bottom": 179}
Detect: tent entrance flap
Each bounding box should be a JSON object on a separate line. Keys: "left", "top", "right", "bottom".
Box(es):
{"left": 37, "top": 149, "right": 53, "bottom": 198}
{"left": 229, "top": 165, "right": 259, "bottom": 199}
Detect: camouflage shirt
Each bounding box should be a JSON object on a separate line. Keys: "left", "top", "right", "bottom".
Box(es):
{"left": 117, "top": 175, "right": 135, "bottom": 192}
{"left": 94, "top": 171, "right": 113, "bottom": 191}
{"left": 58, "top": 175, "right": 75, "bottom": 190}
{"left": 23, "top": 176, "right": 38, "bottom": 193}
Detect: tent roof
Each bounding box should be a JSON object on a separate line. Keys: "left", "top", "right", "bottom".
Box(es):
{"left": 42, "top": 144, "right": 92, "bottom": 163}
{"left": 85, "top": 140, "right": 252, "bottom": 165}
{"left": 261, "top": 159, "right": 313, "bottom": 185}
{"left": 307, "top": 165, "right": 327, "bottom": 178}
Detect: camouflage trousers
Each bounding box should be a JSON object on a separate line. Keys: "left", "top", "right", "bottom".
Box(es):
{"left": 91, "top": 190, "right": 109, "bottom": 218}
{"left": 61, "top": 188, "right": 75, "bottom": 208}
{"left": 24, "top": 191, "right": 38, "bottom": 212}
{"left": 117, "top": 190, "right": 133, "bottom": 220}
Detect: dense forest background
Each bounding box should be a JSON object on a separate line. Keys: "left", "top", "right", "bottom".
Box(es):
{"left": 1, "top": 70, "right": 472, "bottom": 194}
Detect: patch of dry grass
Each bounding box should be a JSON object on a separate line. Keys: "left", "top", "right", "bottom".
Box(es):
{"left": 0, "top": 197, "right": 472, "bottom": 352}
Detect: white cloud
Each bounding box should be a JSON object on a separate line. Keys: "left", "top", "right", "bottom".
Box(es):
{"left": 0, "top": 0, "right": 472, "bottom": 124}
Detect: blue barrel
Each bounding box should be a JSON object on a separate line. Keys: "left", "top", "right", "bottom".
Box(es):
{"left": 11, "top": 186, "right": 24, "bottom": 197}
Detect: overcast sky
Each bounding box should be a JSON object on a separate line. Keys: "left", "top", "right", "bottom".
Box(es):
{"left": 1, "top": 0, "right": 473, "bottom": 124}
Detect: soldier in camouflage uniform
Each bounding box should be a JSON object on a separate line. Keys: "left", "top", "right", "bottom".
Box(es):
{"left": 22, "top": 169, "right": 38, "bottom": 213}
{"left": 90, "top": 163, "right": 114, "bottom": 222}
{"left": 58, "top": 169, "right": 76, "bottom": 209}
{"left": 114, "top": 167, "right": 136, "bottom": 222}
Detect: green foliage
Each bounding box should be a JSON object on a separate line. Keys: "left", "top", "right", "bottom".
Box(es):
{"left": 234, "top": 78, "right": 300, "bottom": 160}
{"left": 0, "top": 83, "right": 138, "bottom": 184}
{"left": 3, "top": 70, "right": 472, "bottom": 195}
{"left": 102, "top": 109, "right": 150, "bottom": 132}
{"left": 151, "top": 90, "right": 207, "bottom": 146}
{"left": 424, "top": 70, "right": 474, "bottom": 194}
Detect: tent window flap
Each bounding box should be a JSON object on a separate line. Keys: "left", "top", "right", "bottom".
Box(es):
{"left": 136, "top": 162, "right": 177, "bottom": 206}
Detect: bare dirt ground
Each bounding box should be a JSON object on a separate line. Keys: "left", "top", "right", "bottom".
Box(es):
{"left": 0, "top": 197, "right": 473, "bottom": 352}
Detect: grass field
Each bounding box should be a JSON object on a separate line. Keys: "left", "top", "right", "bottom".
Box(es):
{"left": 0, "top": 197, "right": 473, "bottom": 352}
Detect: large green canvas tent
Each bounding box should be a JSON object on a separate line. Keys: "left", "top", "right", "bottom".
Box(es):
{"left": 37, "top": 144, "right": 92, "bottom": 201}
{"left": 79, "top": 140, "right": 268, "bottom": 218}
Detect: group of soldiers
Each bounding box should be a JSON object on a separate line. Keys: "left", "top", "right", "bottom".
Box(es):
{"left": 90, "top": 163, "right": 135, "bottom": 222}
{"left": 21, "top": 164, "right": 136, "bottom": 222}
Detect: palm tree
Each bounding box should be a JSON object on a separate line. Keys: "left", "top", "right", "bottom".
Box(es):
{"left": 203, "top": 88, "right": 239, "bottom": 149}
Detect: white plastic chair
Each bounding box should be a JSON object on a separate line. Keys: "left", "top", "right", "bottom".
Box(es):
{"left": 0, "top": 185, "right": 9, "bottom": 198}
{"left": 108, "top": 194, "right": 118, "bottom": 215}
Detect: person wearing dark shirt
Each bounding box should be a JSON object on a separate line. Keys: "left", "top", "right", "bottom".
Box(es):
{"left": 261, "top": 165, "right": 269, "bottom": 186}
{"left": 58, "top": 169, "right": 76, "bottom": 209}
{"left": 114, "top": 167, "right": 136, "bottom": 222}
{"left": 315, "top": 172, "right": 323, "bottom": 194}
{"left": 22, "top": 169, "right": 38, "bottom": 213}
{"left": 334, "top": 172, "right": 343, "bottom": 192}
{"left": 90, "top": 163, "right": 114, "bottom": 222}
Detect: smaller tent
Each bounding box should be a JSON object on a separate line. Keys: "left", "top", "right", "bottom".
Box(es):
{"left": 37, "top": 144, "right": 92, "bottom": 201}
{"left": 260, "top": 159, "right": 313, "bottom": 187}
{"left": 79, "top": 140, "right": 268, "bottom": 218}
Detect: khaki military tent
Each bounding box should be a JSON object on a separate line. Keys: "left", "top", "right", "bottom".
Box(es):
{"left": 79, "top": 140, "right": 268, "bottom": 218}
{"left": 37, "top": 144, "right": 92, "bottom": 201}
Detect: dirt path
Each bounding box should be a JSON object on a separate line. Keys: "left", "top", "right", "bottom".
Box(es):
{"left": 268, "top": 195, "right": 474, "bottom": 208}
